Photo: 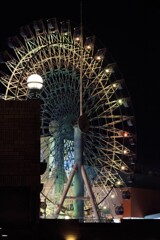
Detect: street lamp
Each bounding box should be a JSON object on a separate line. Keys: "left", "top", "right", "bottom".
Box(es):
{"left": 27, "top": 73, "right": 43, "bottom": 98}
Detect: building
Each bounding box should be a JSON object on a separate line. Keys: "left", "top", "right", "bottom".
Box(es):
{"left": 0, "top": 99, "right": 41, "bottom": 238}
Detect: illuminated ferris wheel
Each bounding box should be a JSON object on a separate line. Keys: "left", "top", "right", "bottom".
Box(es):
{"left": 0, "top": 18, "right": 136, "bottom": 221}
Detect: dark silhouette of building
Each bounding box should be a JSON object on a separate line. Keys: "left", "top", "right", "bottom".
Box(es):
{"left": 0, "top": 99, "right": 41, "bottom": 239}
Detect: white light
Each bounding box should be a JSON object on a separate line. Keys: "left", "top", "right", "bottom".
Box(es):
{"left": 105, "top": 67, "right": 113, "bottom": 73}
{"left": 113, "top": 218, "right": 121, "bottom": 223}
{"left": 75, "top": 37, "right": 80, "bottom": 41}
{"left": 110, "top": 194, "right": 115, "bottom": 198}
{"left": 105, "top": 68, "right": 110, "bottom": 73}
{"left": 27, "top": 74, "right": 43, "bottom": 90}
{"left": 1, "top": 234, "right": 8, "bottom": 237}
{"left": 118, "top": 99, "right": 123, "bottom": 105}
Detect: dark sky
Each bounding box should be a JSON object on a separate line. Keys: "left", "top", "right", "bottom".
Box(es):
{"left": 0, "top": 1, "right": 159, "bottom": 170}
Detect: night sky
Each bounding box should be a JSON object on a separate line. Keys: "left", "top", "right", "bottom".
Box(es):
{"left": 0, "top": 1, "right": 159, "bottom": 171}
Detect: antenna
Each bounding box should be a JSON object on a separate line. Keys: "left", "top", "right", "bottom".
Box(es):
{"left": 78, "top": 1, "right": 90, "bottom": 132}
{"left": 80, "top": 1, "right": 83, "bottom": 117}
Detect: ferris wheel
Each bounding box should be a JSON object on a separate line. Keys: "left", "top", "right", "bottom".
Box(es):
{"left": 0, "top": 18, "right": 136, "bottom": 221}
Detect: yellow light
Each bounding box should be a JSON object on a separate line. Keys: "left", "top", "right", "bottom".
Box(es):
{"left": 65, "top": 234, "right": 77, "bottom": 240}
{"left": 116, "top": 180, "right": 121, "bottom": 185}
{"left": 96, "top": 56, "right": 101, "bottom": 60}
{"left": 121, "top": 165, "right": 125, "bottom": 170}
{"left": 123, "top": 149, "right": 127, "bottom": 154}
{"left": 86, "top": 45, "right": 91, "bottom": 49}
